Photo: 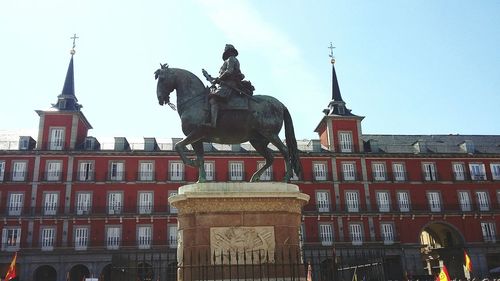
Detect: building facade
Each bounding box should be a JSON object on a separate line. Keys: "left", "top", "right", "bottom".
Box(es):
{"left": 1, "top": 50, "right": 500, "bottom": 281}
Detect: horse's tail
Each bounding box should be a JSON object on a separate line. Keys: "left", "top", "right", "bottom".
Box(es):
{"left": 283, "top": 107, "right": 303, "bottom": 178}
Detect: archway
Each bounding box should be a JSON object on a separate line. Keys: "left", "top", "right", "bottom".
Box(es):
{"left": 100, "top": 264, "right": 113, "bottom": 281}
{"left": 35, "top": 265, "right": 57, "bottom": 281}
{"left": 420, "top": 222, "right": 465, "bottom": 279}
{"left": 137, "top": 262, "right": 154, "bottom": 281}
{"left": 70, "top": 264, "right": 90, "bottom": 281}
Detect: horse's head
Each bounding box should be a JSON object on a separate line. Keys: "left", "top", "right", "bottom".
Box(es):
{"left": 154, "top": 63, "right": 175, "bottom": 106}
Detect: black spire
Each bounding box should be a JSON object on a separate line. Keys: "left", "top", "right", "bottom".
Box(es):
{"left": 323, "top": 43, "right": 353, "bottom": 116}
{"left": 52, "top": 34, "right": 82, "bottom": 111}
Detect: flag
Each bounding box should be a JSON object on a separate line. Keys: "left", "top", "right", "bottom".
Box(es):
{"left": 306, "top": 262, "right": 312, "bottom": 281}
{"left": 464, "top": 250, "right": 473, "bottom": 273}
{"left": 4, "top": 252, "right": 18, "bottom": 281}
{"left": 436, "top": 264, "right": 451, "bottom": 281}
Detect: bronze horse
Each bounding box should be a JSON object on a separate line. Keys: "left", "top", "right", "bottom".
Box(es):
{"left": 155, "top": 64, "right": 302, "bottom": 182}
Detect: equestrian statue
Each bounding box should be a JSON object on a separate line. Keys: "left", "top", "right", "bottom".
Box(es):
{"left": 154, "top": 44, "right": 302, "bottom": 183}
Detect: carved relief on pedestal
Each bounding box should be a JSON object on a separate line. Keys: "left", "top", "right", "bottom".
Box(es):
{"left": 210, "top": 226, "right": 275, "bottom": 265}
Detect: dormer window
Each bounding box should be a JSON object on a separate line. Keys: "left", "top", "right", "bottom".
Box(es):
{"left": 339, "top": 131, "right": 353, "bottom": 152}
{"left": 49, "top": 128, "right": 65, "bottom": 150}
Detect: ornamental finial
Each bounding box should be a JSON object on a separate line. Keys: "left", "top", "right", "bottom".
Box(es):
{"left": 328, "top": 42, "right": 336, "bottom": 64}
{"left": 70, "top": 33, "right": 79, "bottom": 55}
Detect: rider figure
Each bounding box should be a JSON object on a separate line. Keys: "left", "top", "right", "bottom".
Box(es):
{"left": 204, "top": 44, "right": 245, "bottom": 128}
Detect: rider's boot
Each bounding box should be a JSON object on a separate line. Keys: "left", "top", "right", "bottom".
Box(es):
{"left": 203, "top": 100, "right": 219, "bottom": 128}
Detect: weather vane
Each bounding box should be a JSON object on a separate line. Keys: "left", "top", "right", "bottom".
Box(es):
{"left": 70, "top": 33, "right": 79, "bottom": 55}
{"left": 328, "top": 42, "right": 336, "bottom": 64}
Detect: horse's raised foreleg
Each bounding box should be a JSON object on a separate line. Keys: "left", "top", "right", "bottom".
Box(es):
{"left": 265, "top": 134, "right": 292, "bottom": 182}
{"left": 191, "top": 141, "right": 206, "bottom": 183}
{"left": 249, "top": 139, "right": 274, "bottom": 182}
{"left": 174, "top": 131, "right": 205, "bottom": 168}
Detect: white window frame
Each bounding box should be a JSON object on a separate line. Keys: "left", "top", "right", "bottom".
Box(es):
{"left": 49, "top": 127, "right": 65, "bottom": 150}
{"left": 168, "top": 191, "right": 178, "bottom": 214}
{"left": 316, "top": 191, "right": 331, "bottom": 213}
{"left": 0, "top": 161, "right": 5, "bottom": 182}
{"left": 453, "top": 163, "right": 466, "bottom": 181}
{"left": 339, "top": 131, "right": 353, "bottom": 153}
{"left": 469, "top": 163, "right": 486, "bottom": 181}
{"left": 106, "top": 226, "right": 121, "bottom": 250}
{"left": 397, "top": 191, "right": 411, "bottom": 212}
{"left": 481, "top": 222, "right": 496, "bottom": 243}
{"left": 46, "top": 161, "right": 62, "bottom": 181}
{"left": 108, "top": 192, "right": 123, "bottom": 215}
{"left": 78, "top": 161, "right": 94, "bottom": 181}
{"left": 491, "top": 163, "right": 500, "bottom": 181}
{"left": 376, "top": 191, "right": 390, "bottom": 212}
{"left": 137, "top": 226, "right": 152, "bottom": 249}
{"left": 313, "top": 162, "right": 327, "bottom": 181}
{"left": 1, "top": 228, "right": 21, "bottom": 251}
{"left": 349, "top": 224, "right": 363, "bottom": 246}
{"left": 139, "top": 161, "right": 154, "bottom": 181}
{"left": 458, "top": 191, "right": 472, "bottom": 212}
{"left": 427, "top": 191, "right": 441, "bottom": 212}
{"left": 257, "top": 161, "right": 272, "bottom": 181}
{"left": 476, "top": 191, "right": 490, "bottom": 211}
{"left": 109, "top": 161, "right": 125, "bottom": 181}
{"left": 43, "top": 192, "right": 59, "bottom": 215}
{"left": 319, "top": 223, "right": 333, "bottom": 246}
{"left": 423, "top": 163, "right": 437, "bottom": 181}
{"left": 74, "top": 226, "right": 89, "bottom": 250}
{"left": 381, "top": 223, "right": 395, "bottom": 245}
{"left": 41, "top": 227, "right": 55, "bottom": 251}
{"left": 138, "top": 192, "right": 153, "bottom": 214}
{"left": 170, "top": 161, "right": 184, "bottom": 181}
{"left": 12, "top": 161, "right": 27, "bottom": 182}
{"left": 392, "top": 163, "right": 406, "bottom": 181}
{"left": 76, "top": 192, "right": 92, "bottom": 215}
{"left": 168, "top": 225, "right": 178, "bottom": 249}
{"left": 342, "top": 162, "right": 356, "bottom": 181}
{"left": 229, "top": 162, "right": 244, "bottom": 181}
{"left": 204, "top": 162, "right": 215, "bottom": 181}
{"left": 372, "top": 163, "right": 386, "bottom": 181}
{"left": 8, "top": 193, "right": 24, "bottom": 216}
{"left": 345, "top": 191, "right": 359, "bottom": 212}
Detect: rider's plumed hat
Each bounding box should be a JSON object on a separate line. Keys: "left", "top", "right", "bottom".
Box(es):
{"left": 222, "top": 44, "right": 238, "bottom": 60}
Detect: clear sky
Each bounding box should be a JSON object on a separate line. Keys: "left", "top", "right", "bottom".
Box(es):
{"left": 1, "top": 0, "right": 499, "bottom": 141}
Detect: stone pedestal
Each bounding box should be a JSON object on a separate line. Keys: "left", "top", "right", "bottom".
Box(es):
{"left": 169, "top": 182, "right": 310, "bottom": 281}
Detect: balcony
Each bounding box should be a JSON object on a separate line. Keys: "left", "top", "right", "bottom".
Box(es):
{"left": 43, "top": 171, "right": 63, "bottom": 182}
{"left": 340, "top": 172, "right": 362, "bottom": 182}
{"left": 75, "top": 171, "right": 95, "bottom": 182}
{"left": 107, "top": 171, "right": 126, "bottom": 182}
{"left": 46, "top": 141, "right": 67, "bottom": 151}
{"left": 137, "top": 171, "right": 156, "bottom": 182}
{"left": 5, "top": 171, "right": 30, "bottom": 182}
{"left": 371, "top": 172, "right": 388, "bottom": 182}
{"left": 169, "top": 171, "right": 185, "bottom": 182}
{"left": 228, "top": 172, "right": 246, "bottom": 182}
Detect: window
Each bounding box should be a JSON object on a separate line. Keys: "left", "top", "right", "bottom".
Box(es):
{"left": 381, "top": 223, "right": 394, "bottom": 245}
{"left": 12, "top": 161, "right": 27, "bottom": 182}
{"left": 229, "top": 162, "right": 244, "bottom": 181}
{"left": 491, "top": 164, "right": 500, "bottom": 181}
{"left": 372, "top": 163, "right": 386, "bottom": 181}
{"left": 41, "top": 228, "right": 55, "bottom": 251}
{"left": 397, "top": 191, "right": 410, "bottom": 212}
{"left": 423, "top": 163, "right": 437, "bottom": 181}
{"left": 469, "top": 163, "right": 486, "bottom": 181}
{"left": 350, "top": 224, "right": 363, "bottom": 245}
{"left": 345, "top": 191, "right": 359, "bottom": 212}
{"left": 376, "top": 191, "right": 390, "bottom": 212}
{"left": 76, "top": 193, "right": 91, "bottom": 215}
{"left": 257, "top": 161, "right": 272, "bottom": 181}
{"left": 168, "top": 225, "right": 178, "bottom": 248}
{"left": 1, "top": 228, "right": 21, "bottom": 251}
{"left": 313, "top": 163, "right": 327, "bottom": 181}
{"left": 0, "top": 161, "right": 5, "bottom": 181}
{"left": 476, "top": 191, "right": 490, "bottom": 211}
{"left": 78, "top": 161, "right": 94, "bottom": 181}
{"left": 139, "top": 192, "right": 153, "bottom": 214}
{"left": 109, "top": 162, "right": 124, "bottom": 181}
{"left": 299, "top": 223, "right": 305, "bottom": 243}
{"left": 204, "top": 162, "right": 215, "bottom": 181}
{"left": 168, "top": 191, "right": 178, "bottom": 214}
{"left": 481, "top": 222, "right": 496, "bottom": 243}
{"left": 453, "top": 163, "right": 466, "bottom": 181}
{"left": 108, "top": 193, "right": 123, "bottom": 215}
{"left": 44, "top": 193, "right": 58, "bottom": 215}
{"left": 139, "top": 162, "right": 154, "bottom": 181}
{"left": 170, "top": 162, "right": 184, "bottom": 181}
{"left": 427, "top": 192, "right": 441, "bottom": 212}
{"left": 74, "top": 227, "right": 89, "bottom": 250}
{"left": 106, "top": 227, "right": 121, "bottom": 249}
{"left": 392, "top": 163, "right": 406, "bottom": 181}
{"left": 8, "top": 193, "right": 24, "bottom": 216}
{"left": 339, "top": 132, "right": 353, "bottom": 152}
{"left": 138, "top": 226, "right": 152, "bottom": 249}
{"left": 319, "top": 224, "right": 333, "bottom": 246}
{"left": 342, "top": 163, "right": 356, "bottom": 181}
{"left": 316, "top": 191, "right": 330, "bottom": 213}
{"left": 46, "top": 161, "right": 62, "bottom": 181}
{"left": 458, "top": 191, "right": 472, "bottom": 212}
{"left": 49, "top": 128, "right": 65, "bottom": 150}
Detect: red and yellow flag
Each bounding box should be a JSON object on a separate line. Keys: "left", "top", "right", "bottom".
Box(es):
{"left": 435, "top": 264, "right": 451, "bottom": 281}
{"left": 4, "top": 252, "right": 18, "bottom": 281}
{"left": 464, "top": 250, "right": 473, "bottom": 273}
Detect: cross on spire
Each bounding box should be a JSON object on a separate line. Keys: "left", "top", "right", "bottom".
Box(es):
{"left": 70, "top": 33, "right": 79, "bottom": 55}
{"left": 328, "top": 42, "right": 336, "bottom": 64}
